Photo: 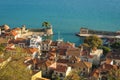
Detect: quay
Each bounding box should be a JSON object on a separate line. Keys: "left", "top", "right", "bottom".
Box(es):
{"left": 76, "top": 28, "right": 120, "bottom": 39}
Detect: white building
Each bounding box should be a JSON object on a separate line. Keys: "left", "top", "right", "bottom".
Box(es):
{"left": 29, "top": 35, "right": 42, "bottom": 50}
{"left": 89, "top": 49, "right": 103, "bottom": 65}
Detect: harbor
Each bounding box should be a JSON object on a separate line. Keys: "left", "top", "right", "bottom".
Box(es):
{"left": 76, "top": 28, "right": 120, "bottom": 39}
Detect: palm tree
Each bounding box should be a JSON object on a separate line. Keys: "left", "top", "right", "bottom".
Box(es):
{"left": 42, "top": 22, "right": 51, "bottom": 29}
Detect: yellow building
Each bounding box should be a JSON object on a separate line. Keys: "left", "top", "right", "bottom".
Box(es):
{"left": 31, "top": 71, "right": 50, "bottom": 80}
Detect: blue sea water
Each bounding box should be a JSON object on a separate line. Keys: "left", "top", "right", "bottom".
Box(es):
{"left": 0, "top": 0, "right": 120, "bottom": 46}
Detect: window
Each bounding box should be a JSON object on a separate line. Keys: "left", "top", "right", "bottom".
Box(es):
{"left": 83, "top": 68, "right": 85, "bottom": 71}
{"left": 56, "top": 72, "right": 58, "bottom": 74}
{"left": 60, "top": 73, "right": 63, "bottom": 77}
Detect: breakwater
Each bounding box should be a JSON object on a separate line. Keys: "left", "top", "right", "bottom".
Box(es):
{"left": 76, "top": 28, "right": 120, "bottom": 38}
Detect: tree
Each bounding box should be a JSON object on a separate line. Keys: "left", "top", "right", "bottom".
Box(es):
{"left": 111, "top": 41, "right": 120, "bottom": 49}
{"left": 107, "top": 69, "right": 120, "bottom": 80}
{"left": 42, "top": 22, "right": 51, "bottom": 29}
{"left": 84, "top": 35, "right": 102, "bottom": 49}
{"left": 101, "top": 46, "right": 111, "bottom": 55}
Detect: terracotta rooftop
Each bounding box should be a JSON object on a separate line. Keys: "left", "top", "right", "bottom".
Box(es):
{"left": 84, "top": 61, "right": 92, "bottom": 68}
{"left": 8, "top": 38, "right": 27, "bottom": 44}
{"left": 10, "top": 30, "right": 18, "bottom": 36}
{"left": 88, "top": 55, "right": 94, "bottom": 58}
{"left": 58, "top": 49, "right": 67, "bottom": 56}
{"left": 42, "top": 39, "right": 52, "bottom": 44}
{"left": 5, "top": 48, "right": 16, "bottom": 51}
{"left": 91, "top": 64, "right": 118, "bottom": 78}
{"left": 45, "top": 60, "right": 54, "bottom": 67}
{"left": 90, "top": 69, "right": 100, "bottom": 78}
{"left": 80, "top": 50, "right": 88, "bottom": 56}
{"left": 58, "top": 42, "right": 75, "bottom": 49}
{"left": 57, "top": 59, "right": 69, "bottom": 64}
{"left": 48, "top": 52, "right": 56, "bottom": 57}
{"left": 107, "top": 50, "right": 120, "bottom": 60}
{"left": 5, "top": 44, "right": 16, "bottom": 51}
{"left": 50, "top": 41, "right": 58, "bottom": 46}
{"left": 48, "top": 56, "right": 55, "bottom": 61}
{"left": 37, "top": 60, "right": 46, "bottom": 67}
{"left": 13, "top": 27, "right": 21, "bottom": 31}
{"left": 69, "top": 56, "right": 80, "bottom": 62}
{"left": 106, "top": 58, "right": 112, "bottom": 64}
{"left": 49, "top": 48, "right": 57, "bottom": 53}
{"left": 33, "top": 58, "right": 39, "bottom": 64}
{"left": 6, "top": 43, "right": 14, "bottom": 48}
{"left": 68, "top": 61, "right": 92, "bottom": 69}
{"left": 101, "top": 63, "right": 114, "bottom": 70}
{"left": 54, "top": 63, "right": 68, "bottom": 73}
{"left": 5, "top": 43, "right": 15, "bottom": 50}
{"left": 66, "top": 48, "right": 81, "bottom": 56}
{"left": 24, "top": 48, "right": 38, "bottom": 54}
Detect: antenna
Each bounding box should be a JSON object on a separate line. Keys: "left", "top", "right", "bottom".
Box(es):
{"left": 57, "top": 31, "right": 63, "bottom": 42}
{"left": 58, "top": 31, "right": 60, "bottom": 40}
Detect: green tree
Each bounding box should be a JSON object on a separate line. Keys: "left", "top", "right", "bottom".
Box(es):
{"left": 42, "top": 22, "right": 51, "bottom": 29}
{"left": 55, "top": 75, "right": 61, "bottom": 80}
{"left": 111, "top": 41, "right": 120, "bottom": 49}
{"left": 84, "top": 35, "right": 102, "bottom": 49}
{"left": 101, "top": 46, "right": 111, "bottom": 55}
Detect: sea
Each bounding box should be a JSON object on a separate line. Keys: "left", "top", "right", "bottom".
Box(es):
{"left": 0, "top": 0, "right": 120, "bottom": 46}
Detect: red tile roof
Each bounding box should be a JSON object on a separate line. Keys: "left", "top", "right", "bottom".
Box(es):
{"left": 58, "top": 42, "right": 75, "bottom": 49}
{"left": 81, "top": 50, "right": 88, "bottom": 56}
{"left": 45, "top": 60, "right": 54, "bottom": 67}
{"left": 13, "top": 28, "right": 21, "bottom": 31}
{"left": 5, "top": 44, "right": 16, "bottom": 51}
{"left": 101, "top": 64, "right": 114, "bottom": 70}
{"left": 57, "top": 59, "right": 69, "bottom": 64}
{"left": 54, "top": 63, "right": 68, "bottom": 73}
{"left": 50, "top": 41, "right": 58, "bottom": 46}
{"left": 66, "top": 48, "right": 81, "bottom": 56}
{"left": 6, "top": 43, "right": 14, "bottom": 48}
{"left": 42, "top": 39, "right": 52, "bottom": 44}
{"left": 58, "top": 49, "right": 67, "bottom": 56}
{"left": 33, "top": 58, "right": 39, "bottom": 64}
{"left": 0, "top": 58, "right": 4, "bottom": 63}
{"left": 88, "top": 55, "right": 94, "bottom": 58}
{"left": 106, "top": 58, "right": 112, "bottom": 64}
{"left": 24, "top": 48, "right": 38, "bottom": 54}
{"left": 90, "top": 69, "right": 100, "bottom": 78}
{"left": 8, "top": 38, "right": 26, "bottom": 44}
{"left": 10, "top": 30, "right": 18, "bottom": 36}
{"left": 50, "top": 48, "right": 57, "bottom": 52}
{"left": 107, "top": 49, "right": 120, "bottom": 60}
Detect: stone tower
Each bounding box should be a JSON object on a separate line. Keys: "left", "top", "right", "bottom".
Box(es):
{"left": 46, "top": 25, "right": 53, "bottom": 35}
